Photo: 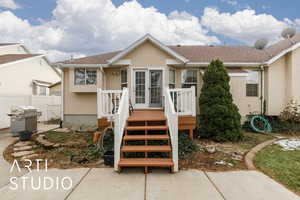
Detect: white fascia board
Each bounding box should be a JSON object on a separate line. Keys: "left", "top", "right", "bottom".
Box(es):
{"left": 107, "top": 34, "right": 189, "bottom": 64}
{"left": 57, "top": 64, "right": 104, "bottom": 68}
{"left": 229, "top": 73, "right": 249, "bottom": 77}
{"left": 0, "top": 44, "right": 20, "bottom": 49}
{"left": 111, "top": 59, "right": 132, "bottom": 66}
{"left": 264, "top": 42, "right": 300, "bottom": 65}
{"left": 0, "top": 55, "right": 44, "bottom": 69}
{"left": 186, "top": 62, "right": 261, "bottom": 67}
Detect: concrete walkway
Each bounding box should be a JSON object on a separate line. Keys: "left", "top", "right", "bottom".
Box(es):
{"left": 0, "top": 129, "right": 299, "bottom": 200}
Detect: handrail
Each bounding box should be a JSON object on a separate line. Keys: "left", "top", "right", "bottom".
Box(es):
{"left": 169, "top": 86, "right": 196, "bottom": 116}
{"left": 113, "top": 88, "right": 129, "bottom": 171}
{"left": 164, "top": 86, "right": 179, "bottom": 172}
{"left": 97, "top": 89, "right": 123, "bottom": 118}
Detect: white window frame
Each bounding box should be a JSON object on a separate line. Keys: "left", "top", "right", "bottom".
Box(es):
{"left": 74, "top": 68, "right": 97, "bottom": 85}
{"left": 169, "top": 69, "right": 176, "bottom": 88}
{"left": 121, "top": 69, "right": 128, "bottom": 89}
{"left": 246, "top": 70, "right": 259, "bottom": 97}
{"left": 181, "top": 69, "right": 197, "bottom": 88}
{"left": 37, "top": 85, "right": 49, "bottom": 96}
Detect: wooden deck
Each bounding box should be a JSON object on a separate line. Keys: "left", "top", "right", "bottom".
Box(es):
{"left": 98, "top": 109, "right": 196, "bottom": 139}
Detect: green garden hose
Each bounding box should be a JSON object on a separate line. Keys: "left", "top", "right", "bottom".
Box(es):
{"left": 250, "top": 115, "right": 272, "bottom": 133}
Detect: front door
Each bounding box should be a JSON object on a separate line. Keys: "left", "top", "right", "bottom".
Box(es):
{"left": 133, "top": 69, "right": 163, "bottom": 108}
{"left": 149, "top": 70, "right": 163, "bottom": 107}
{"left": 134, "top": 70, "right": 147, "bottom": 108}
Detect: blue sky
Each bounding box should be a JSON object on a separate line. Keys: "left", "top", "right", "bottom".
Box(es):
{"left": 11, "top": 0, "right": 299, "bottom": 25}
{"left": 0, "top": 0, "right": 299, "bottom": 61}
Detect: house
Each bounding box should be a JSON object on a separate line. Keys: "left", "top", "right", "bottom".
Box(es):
{"left": 49, "top": 81, "right": 61, "bottom": 96}
{"left": 0, "top": 43, "right": 61, "bottom": 96}
{"left": 56, "top": 33, "right": 300, "bottom": 173}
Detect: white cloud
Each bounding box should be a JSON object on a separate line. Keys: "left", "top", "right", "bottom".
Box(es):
{"left": 221, "top": 0, "right": 238, "bottom": 6}
{"left": 0, "top": 0, "right": 20, "bottom": 9}
{"left": 0, "top": 0, "right": 219, "bottom": 61}
{"left": 201, "top": 7, "right": 290, "bottom": 45}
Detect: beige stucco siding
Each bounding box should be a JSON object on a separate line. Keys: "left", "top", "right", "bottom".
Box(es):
{"left": 230, "top": 76, "right": 261, "bottom": 117}
{"left": 267, "top": 56, "right": 287, "bottom": 115}
{"left": 63, "top": 68, "right": 97, "bottom": 115}
{"left": 124, "top": 41, "right": 174, "bottom": 66}
{"left": 104, "top": 67, "right": 122, "bottom": 90}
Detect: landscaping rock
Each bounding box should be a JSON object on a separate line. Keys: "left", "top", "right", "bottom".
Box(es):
{"left": 53, "top": 128, "right": 70, "bottom": 133}
{"left": 214, "top": 160, "right": 234, "bottom": 167}
{"left": 21, "top": 154, "right": 39, "bottom": 160}
{"left": 14, "top": 141, "right": 32, "bottom": 147}
{"left": 12, "top": 151, "right": 35, "bottom": 158}
{"left": 13, "top": 145, "right": 33, "bottom": 151}
{"left": 35, "top": 134, "right": 55, "bottom": 147}
{"left": 231, "top": 152, "right": 244, "bottom": 161}
{"left": 206, "top": 146, "right": 216, "bottom": 154}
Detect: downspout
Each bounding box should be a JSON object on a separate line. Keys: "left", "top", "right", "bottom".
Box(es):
{"left": 260, "top": 65, "right": 264, "bottom": 115}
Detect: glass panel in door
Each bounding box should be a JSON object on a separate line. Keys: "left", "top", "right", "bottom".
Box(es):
{"left": 135, "top": 71, "right": 146, "bottom": 105}
{"left": 149, "top": 70, "right": 162, "bottom": 107}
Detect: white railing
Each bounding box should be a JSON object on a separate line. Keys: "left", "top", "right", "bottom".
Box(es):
{"left": 97, "top": 89, "right": 123, "bottom": 118}
{"left": 164, "top": 87, "right": 179, "bottom": 172}
{"left": 113, "top": 88, "right": 129, "bottom": 171}
{"left": 169, "top": 86, "right": 196, "bottom": 116}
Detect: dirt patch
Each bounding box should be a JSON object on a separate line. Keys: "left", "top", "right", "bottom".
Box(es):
{"left": 3, "top": 130, "right": 107, "bottom": 170}
{"left": 179, "top": 132, "right": 275, "bottom": 171}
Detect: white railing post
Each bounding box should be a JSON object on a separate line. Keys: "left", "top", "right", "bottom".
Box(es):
{"left": 191, "top": 86, "right": 196, "bottom": 116}
{"left": 113, "top": 88, "right": 129, "bottom": 171}
{"left": 97, "top": 89, "right": 102, "bottom": 118}
{"left": 164, "top": 86, "right": 179, "bottom": 172}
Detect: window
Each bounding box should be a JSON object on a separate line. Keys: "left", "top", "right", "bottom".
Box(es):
{"left": 246, "top": 71, "right": 259, "bottom": 97}
{"left": 38, "top": 86, "right": 48, "bottom": 96}
{"left": 182, "top": 70, "right": 197, "bottom": 88}
{"left": 169, "top": 69, "right": 175, "bottom": 89}
{"left": 121, "top": 69, "right": 128, "bottom": 88}
{"left": 74, "top": 68, "right": 97, "bottom": 85}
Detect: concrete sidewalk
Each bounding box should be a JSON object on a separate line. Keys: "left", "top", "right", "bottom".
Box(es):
{"left": 1, "top": 168, "right": 299, "bottom": 200}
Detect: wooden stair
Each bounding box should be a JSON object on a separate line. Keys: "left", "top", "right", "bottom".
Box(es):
{"left": 118, "top": 110, "right": 173, "bottom": 173}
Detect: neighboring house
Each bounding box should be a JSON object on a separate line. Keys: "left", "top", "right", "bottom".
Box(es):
{"left": 56, "top": 33, "right": 300, "bottom": 172}
{"left": 49, "top": 81, "right": 61, "bottom": 96}
{"left": 0, "top": 43, "right": 61, "bottom": 96}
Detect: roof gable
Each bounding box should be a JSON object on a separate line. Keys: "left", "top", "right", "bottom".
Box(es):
{"left": 107, "top": 34, "right": 189, "bottom": 64}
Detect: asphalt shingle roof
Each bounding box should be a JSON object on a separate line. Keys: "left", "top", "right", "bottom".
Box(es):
{"left": 59, "top": 33, "right": 300, "bottom": 65}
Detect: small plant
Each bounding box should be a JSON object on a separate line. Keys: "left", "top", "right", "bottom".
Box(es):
{"left": 178, "top": 133, "right": 199, "bottom": 159}
{"left": 279, "top": 100, "right": 300, "bottom": 123}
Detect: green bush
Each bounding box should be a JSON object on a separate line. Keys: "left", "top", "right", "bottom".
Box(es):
{"left": 178, "top": 133, "right": 198, "bottom": 159}
{"left": 198, "top": 59, "right": 244, "bottom": 142}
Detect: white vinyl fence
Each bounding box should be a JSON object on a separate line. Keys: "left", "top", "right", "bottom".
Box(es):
{"left": 0, "top": 95, "right": 61, "bottom": 129}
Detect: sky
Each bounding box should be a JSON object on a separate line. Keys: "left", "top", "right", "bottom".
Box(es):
{"left": 0, "top": 0, "right": 299, "bottom": 61}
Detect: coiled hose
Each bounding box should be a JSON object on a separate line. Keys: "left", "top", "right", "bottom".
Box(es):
{"left": 250, "top": 115, "right": 272, "bottom": 133}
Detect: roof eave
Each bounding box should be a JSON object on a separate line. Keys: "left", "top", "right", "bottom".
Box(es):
{"left": 264, "top": 42, "right": 300, "bottom": 65}
{"left": 186, "top": 62, "right": 262, "bottom": 67}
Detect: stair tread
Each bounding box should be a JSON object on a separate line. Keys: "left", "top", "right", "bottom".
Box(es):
{"left": 123, "top": 135, "right": 169, "bottom": 140}
{"left": 119, "top": 158, "right": 173, "bottom": 167}
{"left": 121, "top": 145, "right": 171, "bottom": 152}
{"left": 126, "top": 125, "right": 168, "bottom": 131}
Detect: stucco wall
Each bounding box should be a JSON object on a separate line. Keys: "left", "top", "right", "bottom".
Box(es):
{"left": 0, "top": 57, "right": 60, "bottom": 95}
{"left": 230, "top": 76, "right": 261, "bottom": 117}
{"left": 267, "top": 56, "right": 287, "bottom": 115}
{"left": 63, "top": 68, "right": 97, "bottom": 115}
{"left": 124, "top": 41, "right": 173, "bottom": 66}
